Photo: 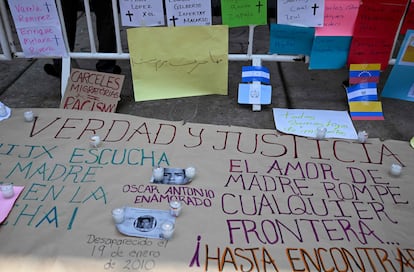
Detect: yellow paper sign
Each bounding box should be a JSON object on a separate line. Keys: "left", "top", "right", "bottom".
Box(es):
{"left": 127, "top": 25, "right": 228, "bottom": 101}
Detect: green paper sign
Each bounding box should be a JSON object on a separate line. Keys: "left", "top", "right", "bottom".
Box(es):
{"left": 221, "top": 0, "right": 267, "bottom": 27}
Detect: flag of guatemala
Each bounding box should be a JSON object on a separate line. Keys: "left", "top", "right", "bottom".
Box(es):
{"left": 241, "top": 66, "right": 270, "bottom": 84}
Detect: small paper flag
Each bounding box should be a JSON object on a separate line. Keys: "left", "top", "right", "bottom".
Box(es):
{"left": 346, "top": 82, "right": 378, "bottom": 101}
{"left": 348, "top": 101, "right": 384, "bottom": 120}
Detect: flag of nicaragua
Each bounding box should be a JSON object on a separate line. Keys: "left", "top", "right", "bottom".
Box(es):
{"left": 241, "top": 66, "right": 270, "bottom": 84}
{"left": 346, "top": 82, "right": 378, "bottom": 101}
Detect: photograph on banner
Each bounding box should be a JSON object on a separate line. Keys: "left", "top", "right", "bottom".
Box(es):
{"left": 127, "top": 25, "right": 228, "bottom": 101}
{"left": 220, "top": 0, "right": 267, "bottom": 27}
{"left": 269, "top": 24, "right": 315, "bottom": 55}
{"left": 60, "top": 69, "right": 125, "bottom": 112}
{"left": 315, "top": 0, "right": 360, "bottom": 36}
{"left": 272, "top": 108, "right": 358, "bottom": 139}
{"left": 7, "top": 0, "right": 67, "bottom": 57}
{"left": 165, "top": 0, "right": 211, "bottom": 26}
{"left": 309, "top": 36, "right": 352, "bottom": 69}
{"left": 119, "top": 0, "right": 165, "bottom": 26}
{"left": 382, "top": 30, "right": 414, "bottom": 102}
{"left": 277, "top": 0, "right": 324, "bottom": 27}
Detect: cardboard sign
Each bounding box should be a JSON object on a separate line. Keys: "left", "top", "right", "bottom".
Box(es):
{"left": 60, "top": 69, "right": 125, "bottom": 112}
{"left": 164, "top": 0, "right": 212, "bottom": 27}
{"left": 221, "top": 0, "right": 268, "bottom": 27}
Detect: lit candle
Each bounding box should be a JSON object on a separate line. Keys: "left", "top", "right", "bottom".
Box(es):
{"left": 315, "top": 127, "right": 327, "bottom": 139}
{"left": 153, "top": 166, "right": 164, "bottom": 182}
{"left": 185, "top": 166, "right": 196, "bottom": 180}
{"left": 161, "top": 221, "right": 175, "bottom": 240}
{"left": 90, "top": 135, "right": 101, "bottom": 148}
{"left": 112, "top": 208, "right": 125, "bottom": 224}
{"left": 0, "top": 104, "right": 7, "bottom": 117}
{"left": 169, "top": 200, "right": 182, "bottom": 217}
{"left": 390, "top": 164, "right": 402, "bottom": 177}
{"left": 357, "top": 131, "right": 368, "bottom": 143}
{"left": 1, "top": 183, "right": 14, "bottom": 199}
{"left": 24, "top": 111, "right": 34, "bottom": 122}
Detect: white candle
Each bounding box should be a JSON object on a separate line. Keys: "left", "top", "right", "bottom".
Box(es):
{"left": 90, "top": 135, "right": 101, "bottom": 148}
{"left": 24, "top": 111, "right": 34, "bottom": 122}
{"left": 161, "top": 221, "right": 175, "bottom": 240}
{"left": 169, "top": 200, "right": 182, "bottom": 217}
{"left": 390, "top": 164, "right": 402, "bottom": 177}
{"left": 315, "top": 127, "right": 327, "bottom": 139}
{"left": 357, "top": 131, "right": 368, "bottom": 143}
{"left": 153, "top": 167, "right": 164, "bottom": 182}
{"left": 185, "top": 166, "right": 196, "bottom": 180}
{"left": 1, "top": 183, "right": 14, "bottom": 199}
{"left": 112, "top": 208, "right": 125, "bottom": 224}
{"left": 0, "top": 104, "right": 7, "bottom": 117}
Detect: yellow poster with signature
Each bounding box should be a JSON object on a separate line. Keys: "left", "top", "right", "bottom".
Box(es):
{"left": 127, "top": 25, "right": 228, "bottom": 101}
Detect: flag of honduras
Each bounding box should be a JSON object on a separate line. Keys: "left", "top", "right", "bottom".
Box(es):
{"left": 241, "top": 66, "right": 270, "bottom": 84}
{"left": 346, "top": 82, "right": 378, "bottom": 101}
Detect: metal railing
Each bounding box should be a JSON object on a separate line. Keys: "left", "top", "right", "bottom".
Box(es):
{"left": 0, "top": 0, "right": 409, "bottom": 97}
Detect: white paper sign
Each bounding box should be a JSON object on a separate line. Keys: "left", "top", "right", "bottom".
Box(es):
{"left": 7, "top": 0, "right": 67, "bottom": 57}
{"left": 119, "top": 0, "right": 165, "bottom": 26}
{"left": 273, "top": 108, "right": 358, "bottom": 139}
{"left": 277, "top": 0, "right": 325, "bottom": 27}
{"left": 165, "top": 0, "right": 212, "bottom": 27}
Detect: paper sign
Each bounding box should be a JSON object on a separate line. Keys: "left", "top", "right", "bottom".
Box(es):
{"left": 165, "top": 0, "right": 211, "bottom": 26}
{"left": 309, "top": 36, "right": 352, "bottom": 69}
{"left": 0, "top": 185, "right": 24, "bottom": 224}
{"left": 7, "top": 0, "right": 67, "bottom": 57}
{"left": 269, "top": 24, "right": 315, "bottom": 55}
{"left": 119, "top": 0, "right": 164, "bottom": 26}
{"left": 273, "top": 108, "right": 358, "bottom": 139}
{"left": 60, "top": 69, "right": 125, "bottom": 112}
{"left": 347, "top": 1, "right": 406, "bottom": 69}
{"left": 348, "top": 101, "right": 384, "bottom": 120}
{"left": 221, "top": 0, "right": 267, "bottom": 27}
{"left": 238, "top": 83, "right": 271, "bottom": 105}
{"left": 127, "top": 25, "right": 228, "bottom": 102}
{"left": 277, "top": 0, "right": 325, "bottom": 27}
{"left": 382, "top": 30, "right": 414, "bottom": 102}
{"left": 315, "top": 0, "right": 360, "bottom": 36}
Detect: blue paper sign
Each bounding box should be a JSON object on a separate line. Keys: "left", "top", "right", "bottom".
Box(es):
{"left": 309, "top": 36, "right": 352, "bottom": 69}
{"left": 269, "top": 24, "right": 315, "bottom": 55}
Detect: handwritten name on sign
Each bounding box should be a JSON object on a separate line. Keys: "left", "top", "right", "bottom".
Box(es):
{"left": 7, "top": 0, "right": 67, "bottom": 57}
{"left": 60, "top": 69, "right": 125, "bottom": 112}
{"left": 220, "top": 0, "right": 268, "bottom": 27}
{"left": 0, "top": 109, "right": 413, "bottom": 271}
{"left": 277, "top": 0, "right": 325, "bottom": 27}
{"left": 119, "top": 0, "right": 165, "bottom": 26}
{"left": 164, "top": 0, "right": 212, "bottom": 26}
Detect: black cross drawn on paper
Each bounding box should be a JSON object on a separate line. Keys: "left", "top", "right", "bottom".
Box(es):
{"left": 256, "top": 1, "right": 263, "bottom": 13}
{"left": 53, "top": 34, "right": 60, "bottom": 46}
{"left": 126, "top": 10, "right": 134, "bottom": 22}
{"left": 44, "top": 1, "right": 51, "bottom": 12}
{"left": 312, "top": 3, "right": 319, "bottom": 16}
{"left": 169, "top": 15, "right": 178, "bottom": 27}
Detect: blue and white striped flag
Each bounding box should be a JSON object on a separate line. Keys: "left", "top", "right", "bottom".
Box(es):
{"left": 241, "top": 66, "right": 270, "bottom": 84}
{"left": 346, "top": 82, "right": 378, "bottom": 102}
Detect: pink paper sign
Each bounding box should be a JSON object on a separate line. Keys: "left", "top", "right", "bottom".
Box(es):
{"left": 0, "top": 185, "right": 24, "bottom": 224}
{"left": 315, "top": 0, "right": 360, "bottom": 36}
